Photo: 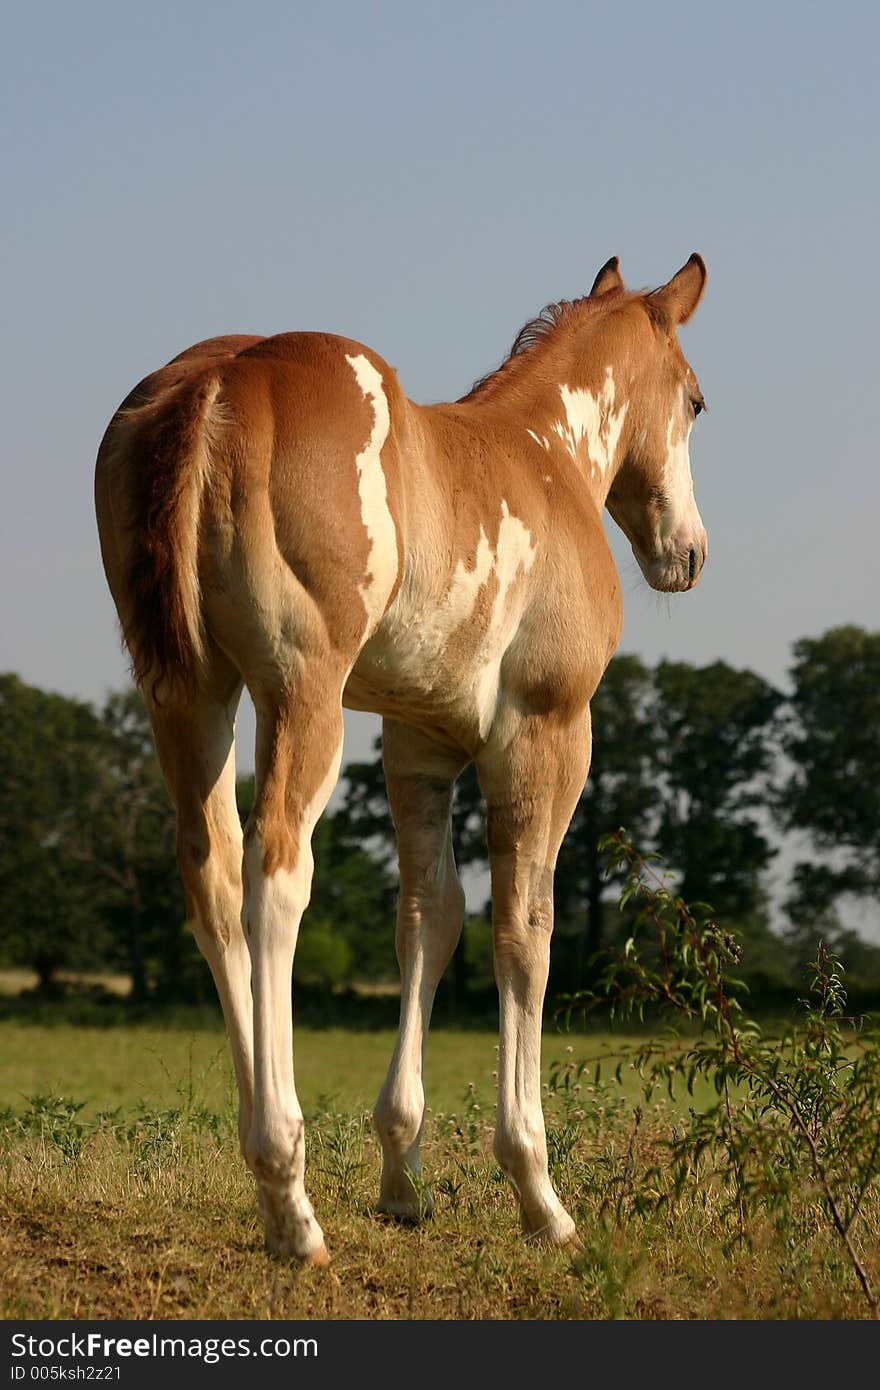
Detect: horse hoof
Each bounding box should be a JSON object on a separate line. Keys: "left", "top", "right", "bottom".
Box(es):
{"left": 376, "top": 1196, "right": 434, "bottom": 1224}
{"left": 523, "top": 1211, "right": 579, "bottom": 1249}
{"left": 265, "top": 1229, "right": 330, "bottom": 1265}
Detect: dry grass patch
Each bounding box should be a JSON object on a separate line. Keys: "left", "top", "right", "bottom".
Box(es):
{"left": 2, "top": 1079, "right": 877, "bottom": 1320}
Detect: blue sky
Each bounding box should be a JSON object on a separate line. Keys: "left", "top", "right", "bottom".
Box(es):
{"left": 3, "top": 1, "right": 878, "bottom": 794}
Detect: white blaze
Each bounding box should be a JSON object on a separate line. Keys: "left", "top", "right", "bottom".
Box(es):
{"left": 660, "top": 412, "right": 697, "bottom": 541}
{"left": 553, "top": 366, "right": 628, "bottom": 478}
{"left": 346, "top": 353, "right": 398, "bottom": 630}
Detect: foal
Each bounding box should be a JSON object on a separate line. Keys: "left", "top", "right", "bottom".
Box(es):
{"left": 95, "top": 253, "right": 708, "bottom": 1262}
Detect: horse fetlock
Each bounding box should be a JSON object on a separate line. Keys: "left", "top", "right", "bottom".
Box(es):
{"left": 374, "top": 1089, "right": 423, "bottom": 1154}
{"left": 493, "top": 1121, "right": 547, "bottom": 1180}
{"left": 244, "top": 1116, "right": 304, "bottom": 1186}
{"left": 495, "top": 1128, "right": 575, "bottom": 1246}
{"left": 257, "top": 1182, "right": 327, "bottom": 1262}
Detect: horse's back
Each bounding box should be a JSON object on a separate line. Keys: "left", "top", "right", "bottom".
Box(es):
{"left": 95, "top": 327, "right": 618, "bottom": 731}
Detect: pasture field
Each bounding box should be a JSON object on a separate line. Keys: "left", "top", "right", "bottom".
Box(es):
{"left": 0, "top": 1020, "right": 603, "bottom": 1119}
{"left": 2, "top": 1018, "right": 878, "bottom": 1320}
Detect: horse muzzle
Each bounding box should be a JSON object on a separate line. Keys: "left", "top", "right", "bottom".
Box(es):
{"left": 636, "top": 526, "right": 708, "bottom": 592}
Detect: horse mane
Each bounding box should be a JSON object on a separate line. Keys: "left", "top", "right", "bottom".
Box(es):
{"left": 459, "top": 286, "right": 637, "bottom": 403}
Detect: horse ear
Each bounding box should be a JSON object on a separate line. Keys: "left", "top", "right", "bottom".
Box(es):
{"left": 589, "top": 255, "right": 624, "bottom": 297}
{"left": 648, "top": 253, "right": 707, "bottom": 326}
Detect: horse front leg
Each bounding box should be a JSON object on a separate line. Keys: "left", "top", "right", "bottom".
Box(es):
{"left": 477, "top": 709, "right": 592, "bottom": 1246}
{"left": 373, "top": 720, "right": 468, "bottom": 1220}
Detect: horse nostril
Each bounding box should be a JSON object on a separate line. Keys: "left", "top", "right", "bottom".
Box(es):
{"left": 688, "top": 547, "right": 696, "bottom": 582}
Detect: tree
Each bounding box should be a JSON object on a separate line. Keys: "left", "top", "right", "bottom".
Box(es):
{"left": 652, "top": 660, "right": 782, "bottom": 937}
{"left": 337, "top": 738, "right": 486, "bottom": 872}
{"left": 554, "top": 654, "right": 657, "bottom": 982}
{"left": 781, "top": 627, "right": 880, "bottom": 971}
{"left": 337, "top": 737, "right": 488, "bottom": 1000}
{"left": 236, "top": 774, "right": 398, "bottom": 985}
{"left": 90, "top": 689, "right": 182, "bottom": 1000}
{"left": 333, "top": 739, "right": 394, "bottom": 861}
{"left": 0, "top": 675, "right": 112, "bottom": 988}
{"left": 0, "top": 678, "right": 194, "bottom": 999}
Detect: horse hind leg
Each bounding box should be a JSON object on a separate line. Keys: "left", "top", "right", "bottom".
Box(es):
{"left": 373, "top": 720, "right": 468, "bottom": 1220}
{"left": 240, "top": 675, "right": 345, "bottom": 1263}
{"left": 148, "top": 672, "right": 254, "bottom": 1153}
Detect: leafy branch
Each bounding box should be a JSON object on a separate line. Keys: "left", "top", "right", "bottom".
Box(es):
{"left": 557, "top": 830, "right": 880, "bottom": 1318}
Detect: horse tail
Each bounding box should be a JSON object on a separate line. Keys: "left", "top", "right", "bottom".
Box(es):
{"left": 95, "top": 371, "right": 223, "bottom": 702}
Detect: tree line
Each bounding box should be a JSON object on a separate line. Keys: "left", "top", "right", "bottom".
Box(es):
{"left": 0, "top": 625, "right": 878, "bottom": 1006}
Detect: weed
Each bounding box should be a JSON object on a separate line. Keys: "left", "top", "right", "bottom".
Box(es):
{"left": 560, "top": 831, "right": 880, "bottom": 1318}
{"left": 311, "top": 1102, "right": 368, "bottom": 1201}
{"left": 20, "top": 1094, "right": 88, "bottom": 1161}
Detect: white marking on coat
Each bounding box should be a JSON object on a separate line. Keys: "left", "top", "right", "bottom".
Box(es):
{"left": 470, "top": 500, "right": 537, "bottom": 736}
{"left": 241, "top": 730, "right": 343, "bottom": 1259}
{"left": 526, "top": 428, "right": 551, "bottom": 452}
{"left": 346, "top": 353, "right": 398, "bottom": 630}
{"left": 553, "top": 366, "right": 628, "bottom": 477}
{"left": 660, "top": 411, "right": 697, "bottom": 541}
{"left": 357, "top": 501, "right": 537, "bottom": 737}
{"left": 494, "top": 937, "right": 576, "bottom": 1242}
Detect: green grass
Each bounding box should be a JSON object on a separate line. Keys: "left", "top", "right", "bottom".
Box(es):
{"left": 0, "top": 1019, "right": 680, "bottom": 1117}
{"left": 2, "top": 1019, "right": 877, "bottom": 1319}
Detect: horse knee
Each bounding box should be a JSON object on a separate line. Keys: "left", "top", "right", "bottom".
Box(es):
{"left": 442, "top": 866, "right": 467, "bottom": 927}
{"left": 494, "top": 1114, "right": 546, "bottom": 1179}
{"left": 494, "top": 915, "right": 551, "bottom": 967}
{"left": 397, "top": 856, "right": 465, "bottom": 952}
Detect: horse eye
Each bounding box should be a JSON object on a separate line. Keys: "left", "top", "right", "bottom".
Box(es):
{"left": 691, "top": 397, "right": 704, "bottom": 418}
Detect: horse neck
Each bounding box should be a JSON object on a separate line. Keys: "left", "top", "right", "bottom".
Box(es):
{"left": 460, "top": 317, "right": 636, "bottom": 510}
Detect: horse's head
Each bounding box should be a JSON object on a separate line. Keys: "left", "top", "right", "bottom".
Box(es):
{"left": 602, "top": 254, "right": 708, "bottom": 592}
